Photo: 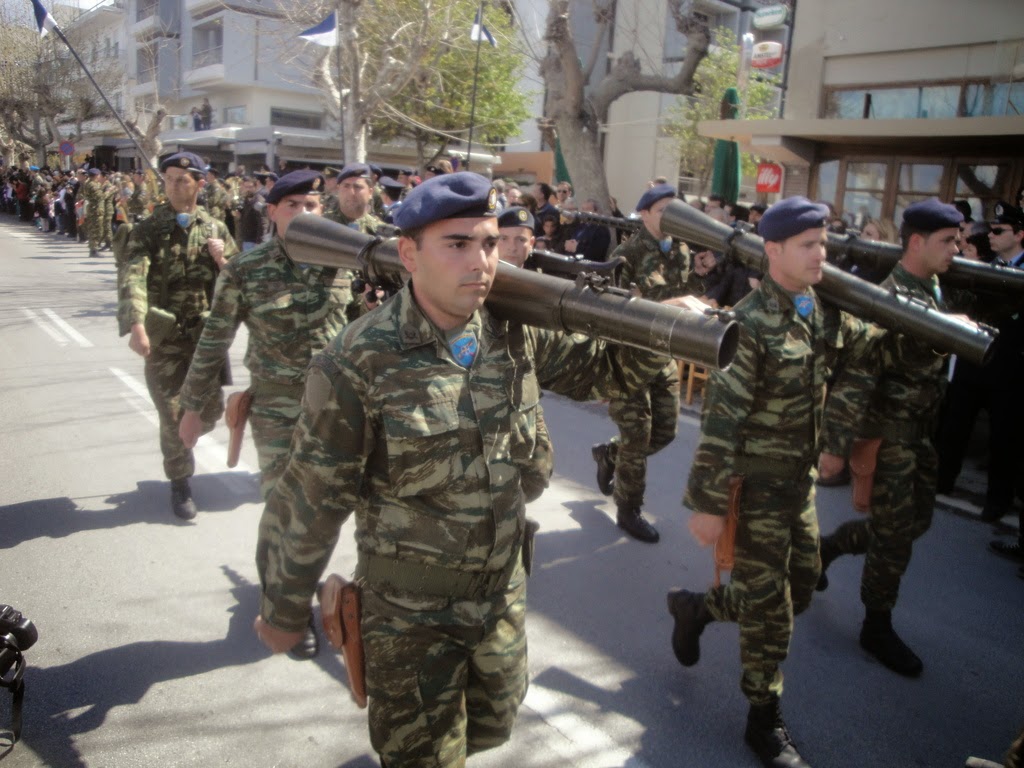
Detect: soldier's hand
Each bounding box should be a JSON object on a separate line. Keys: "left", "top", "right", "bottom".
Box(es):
{"left": 688, "top": 512, "right": 725, "bottom": 547}
{"left": 207, "top": 238, "right": 226, "bottom": 269}
{"left": 253, "top": 615, "right": 305, "bottom": 654}
{"left": 818, "top": 452, "right": 846, "bottom": 481}
{"left": 129, "top": 323, "right": 151, "bottom": 357}
{"left": 179, "top": 410, "right": 204, "bottom": 449}
{"left": 661, "top": 295, "right": 712, "bottom": 313}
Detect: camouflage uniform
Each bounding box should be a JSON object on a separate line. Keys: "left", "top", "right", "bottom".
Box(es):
{"left": 83, "top": 178, "right": 105, "bottom": 252}
{"left": 324, "top": 206, "right": 383, "bottom": 234}
{"left": 100, "top": 180, "right": 116, "bottom": 247}
{"left": 603, "top": 226, "right": 690, "bottom": 510}
{"left": 178, "top": 236, "right": 358, "bottom": 581}
{"left": 120, "top": 204, "right": 239, "bottom": 480}
{"left": 203, "top": 179, "right": 230, "bottom": 225}
{"left": 127, "top": 185, "right": 150, "bottom": 220}
{"left": 259, "top": 282, "right": 658, "bottom": 766}
{"left": 819, "top": 263, "right": 946, "bottom": 611}
{"left": 684, "top": 274, "right": 879, "bottom": 705}
{"left": 320, "top": 192, "right": 340, "bottom": 221}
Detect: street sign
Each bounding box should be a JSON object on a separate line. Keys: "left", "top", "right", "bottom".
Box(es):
{"left": 59, "top": 141, "right": 75, "bottom": 156}
{"left": 751, "top": 41, "right": 784, "bottom": 69}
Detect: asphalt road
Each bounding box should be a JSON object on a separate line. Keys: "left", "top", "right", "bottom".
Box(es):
{"left": 1, "top": 216, "right": 1021, "bottom": 768}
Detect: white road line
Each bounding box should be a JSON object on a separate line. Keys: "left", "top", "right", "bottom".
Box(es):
{"left": 21, "top": 307, "right": 69, "bottom": 345}
{"left": 523, "top": 681, "right": 653, "bottom": 768}
{"left": 41, "top": 308, "right": 94, "bottom": 347}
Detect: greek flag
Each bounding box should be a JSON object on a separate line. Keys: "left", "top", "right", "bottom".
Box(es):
{"left": 299, "top": 12, "right": 338, "bottom": 47}
{"left": 470, "top": 11, "right": 496, "bottom": 47}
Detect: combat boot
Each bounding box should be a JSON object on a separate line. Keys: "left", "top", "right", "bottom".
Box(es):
{"left": 89, "top": 248, "right": 99, "bottom": 258}
{"left": 288, "top": 617, "right": 320, "bottom": 661}
{"left": 815, "top": 534, "right": 839, "bottom": 592}
{"left": 859, "top": 609, "right": 922, "bottom": 677}
{"left": 666, "top": 588, "right": 711, "bottom": 666}
{"left": 591, "top": 443, "right": 615, "bottom": 496}
{"left": 744, "top": 696, "right": 812, "bottom": 768}
{"left": 616, "top": 506, "right": 659, "bottom": 543}
{"left": 170, "top": 478, "right": 197, "bottom": 521}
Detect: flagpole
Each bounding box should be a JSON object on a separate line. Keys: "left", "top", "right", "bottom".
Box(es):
{"left": 43, "top": 22, "right": 156, "bottom": 171}
{"left": 335, "top": 27, "right": 346, "bottom": 164}
{"left": 464, "top": 0, "right": 486, "bottom": 172}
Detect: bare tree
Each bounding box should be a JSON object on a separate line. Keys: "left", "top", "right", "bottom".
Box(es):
{"left": 539, "top": 0, "right": 710, "bottom": 208}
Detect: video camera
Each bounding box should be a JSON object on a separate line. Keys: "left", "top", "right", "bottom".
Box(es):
{"left": 1, "top": 604, "right": 37, "bottom": 743}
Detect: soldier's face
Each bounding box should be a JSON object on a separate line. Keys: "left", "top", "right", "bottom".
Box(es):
{"left": 498, "top": 226, "right": 534, "bottom": 268}
{"left": 915, "top": 227, "right": 960, "bottom": 276}
{"left": 338, "top": 178, "right": 371, "bottom": 218}
{"left": 269, "top": 194, "right": 323, "bottom": 239}
{"left": 767, "top": 227, "right": 827, "bottom": 292}
{"left": 163, "top": 167, "right": 201, "bottom": 211}
{"left": 399, "top": 217, "right": 499, "bottom": 330}
{"left": 640, "top": 197, "right": 672, "bottom": 239}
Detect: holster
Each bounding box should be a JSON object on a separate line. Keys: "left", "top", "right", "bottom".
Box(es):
{"left": 320, "top": 574, "right": 367, "bottom": 709}
{"left": 224, "top": 389, "right": 253, "bottom": 468}
{"left": 522, "top": 518, "right": 540, "bottom": 577}
{"left": 143, "top": 306, "right": 178, "bottom": 346}
{"left": 849, "top": 438, "right": 883, "bottom": 513}
{"left": 714, "top": 475, "right": 743, "bottom": 588}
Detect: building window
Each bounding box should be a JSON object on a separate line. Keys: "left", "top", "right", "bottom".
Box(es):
{"left": 137, "top": 0, "right": 157, "bottom": 22}
{"left": 824, "top": 81, "right": 1018, "bottom": 119}
{"left": 841, "top": 161, "right": 886, "bottom": 228}
{"left": 224, "top": 105, "right": 247, "bottom": 124}
{"left": 137, "top": 45, "right": 157, "bottom": 84}
{"left": 270, "top": 108, "right": 323, "bottom": 130}
{"left": 894, "top": 163, "right": 944, "bottom": 222}
{"left": 963, "top": 82, "right": 1024, "bottom": 117}
{"left": 193, "top": 19, "right": 223, "bottom": 68}
{"left": 954, "top": 164, "right": 1012, "bottom": 221}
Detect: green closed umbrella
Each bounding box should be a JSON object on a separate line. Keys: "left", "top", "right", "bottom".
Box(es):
{"left": 711, "top": 87, "right": 741, "bottom": 206}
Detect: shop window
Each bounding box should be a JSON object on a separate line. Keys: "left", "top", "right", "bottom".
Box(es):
{"left": 816, "top": 160, "right": 839, "bottom": 208}
{"left": 270, "top": 108, "right": 323, "bottom": 130}
{"left": 954, "top": 164, "right": 1012, "bottom": 220}
{"left": 842, "top": 161, "right": 886, "bottom": 227}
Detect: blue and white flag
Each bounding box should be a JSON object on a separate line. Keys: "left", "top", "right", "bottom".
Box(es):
{"left": 299, "top": 11, "right": 338, "bottom": 47}
{"left": 31, "top": 0, "right": 58, "bottom": 37}
{"left": 470, "top": 11, "right": 496, "bottom": 47}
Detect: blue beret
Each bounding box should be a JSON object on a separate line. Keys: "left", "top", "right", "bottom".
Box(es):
{"left": 87, "top": 168, "right": 102, "bottom": 177}
{"left": 253, "top": 171, "right": 279, "bottom": 182}
{"left": 266, "top": 170, "right": 325, "bottom": 204}
{"left": 369, "top": 164, "right": 382, "bottom": 177}
{"left": 636, "top": 183, "right": 676, "bottom": 212}
{"left": 393, "top": 172, "right": 498, "bottom": 232}
{"left": 758, "top": 196, "right": 830, "bottom": 242}
{"left": 379, "top": 176, "right": 405, "bottom": 193}
{"left": 338, "top": 163, "right": 371, "bottom": 182}
{"left": 498, "top": 206, "right": 535, "bottom": 231}
{"left": 160, "top": 152, "right": 207, "bottom": 176}
{"left": 902, "top": 198, "right": 963, "bottom": 232}
{"left": 991, "top": 201, "right": 1024, "bottom": 228}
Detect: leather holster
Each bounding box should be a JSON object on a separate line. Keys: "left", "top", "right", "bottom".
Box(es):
{"left": 714, "top": 475, "right": 743, "bottom": 588}
{"left": 849, "top": 438, "right": 883, "bottom": 513}
{"left": 223, "top": 389, "right": 253, "bottom": 468}
{"left": 320, "top": 574, "right": 367, "bottom": 709}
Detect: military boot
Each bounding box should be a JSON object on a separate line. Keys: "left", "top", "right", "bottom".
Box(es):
{"left": 744, "top": 696, "right": 812, "bottom": 768}
{"left": 591, "top": 443, "right": 615, "bottom": 496}
{"left": 616, "top": 506, "right": 659, "bottom": 543}
{"left": 859, "top": 609, "right": 922, "bottom": 677}
{"left": 815, "top": 534, "right": 839, "bottom": 592}
{"left": 170, "top": 478, "right": 197, "bottom": 521}
{"left": 89, "top": 248, "right": 99, "bottom": 258}
{"left": 666, "top": 589, "right": 712, "bottom": 666}
{"left": 288, "top": 616, "right": 320, "bottom": 661}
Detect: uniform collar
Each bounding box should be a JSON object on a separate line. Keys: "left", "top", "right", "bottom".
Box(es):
{"left": 395, "top": 282, "right": 486, "bottom": 351}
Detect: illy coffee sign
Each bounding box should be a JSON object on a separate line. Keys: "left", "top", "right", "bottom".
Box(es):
{"left": 756, "top": 163, "right": 783, "bottom": 193}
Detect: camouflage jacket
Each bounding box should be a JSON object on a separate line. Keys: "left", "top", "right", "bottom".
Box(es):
{"left": 260, "top": 282, "right": 662, "bottom": 631}
{"left": 127, "top": 186, "right": 150, "bottom": 219}
{"left": 820, "top": 263, "right": 946, "bottom": 456}
{"left": 323, "top": 206, "right": 384, "bottom": 234}
{"left": 178, "top": 236, "right": 355, "bottom": 412}
{"left": 120, "top": 203, "right": 238, "bottom": 333}
{"left": 615, "top": 225, "right": 692, "bottom": 301}
{"left": 320, "top": 192, "right": 340, "bottom": 220}
{"left": 82, "top": 179, "right": 103, "bottom": 209}
{"left": 685, "top": 273, "right": 882, "bottom": 517}
{"left": 202, "top": 181, "right": 230, "bottom": 223}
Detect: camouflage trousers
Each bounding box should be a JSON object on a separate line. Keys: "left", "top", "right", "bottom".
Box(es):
{"left": 825, "top": 438, "right": 936, "bottom": 611}
{"left": 143, "top": 341, "right": 224, "bottom": 481}
{"left": 113, "top": 222, "right": 134, "bottom": 337}
{"left": 251, "top": 389, "right": 303, "bottom": 587}
{"left": 703, "top": 476, "right": 820, "bottom": 706}
{"left": 87, "top": 206, "right": 112, "bottom": 250}
{"left": 607, "top": 360, "right": 679, "bottom": 508}
{"left": 362, "top": 570, "right": 528, "bottom": 767}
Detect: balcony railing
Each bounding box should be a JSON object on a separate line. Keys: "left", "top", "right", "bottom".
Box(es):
{"left": 192, "top": 46, "right": 223, "bottom": 69}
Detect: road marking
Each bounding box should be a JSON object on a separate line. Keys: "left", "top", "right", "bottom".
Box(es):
{"left": 20, "top": 307, "right": 68, "bottom": 345}
{"left": 41, "top": 308, "right": 94, "bottom": 347}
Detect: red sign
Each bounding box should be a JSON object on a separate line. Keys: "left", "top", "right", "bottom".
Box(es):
{"left": 751, "top": 41, "right": 784, "bottom": 69}
{"left": 756, "top": 163, "right": 783, "bottom": 193}
{"left": 59, "top": 141, "right": 75, "bottom": 156}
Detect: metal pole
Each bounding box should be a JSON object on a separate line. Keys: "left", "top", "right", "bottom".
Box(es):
{"left": 464, "top": 0, "right": 486, "bottom": 171}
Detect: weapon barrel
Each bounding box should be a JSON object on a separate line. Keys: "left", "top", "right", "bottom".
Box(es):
{"left": 525, "top": 249, "right": 625, "bottom": 283}
{"left": 561, "top": 209, "right": 641, "bottom": 231}
{"left": 285, "top": 215, "right": 739, "bottom": 369}
{"left": 826, "top": 232, "right": 1024, "bottom": 297}
{"left": 660, "top": 200, "right": 996, "bottom": 366}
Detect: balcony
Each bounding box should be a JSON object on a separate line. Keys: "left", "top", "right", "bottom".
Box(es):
{"left": 131, "top": 13, "right": 159, "bottom": 37}
{"left": 185, "top": 46, "right": 225, "bottom": 87}
{"left": 185, "top": 0, "right": 221, "bottom": 13}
